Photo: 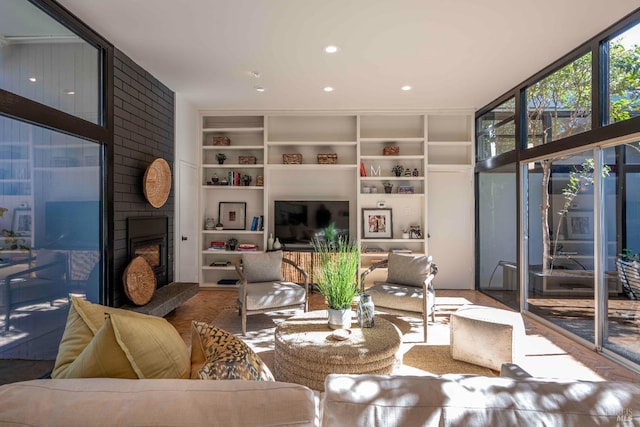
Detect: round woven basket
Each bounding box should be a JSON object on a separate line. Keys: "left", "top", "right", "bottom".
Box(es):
{"left": 123, "top": 256, "right": 157, "bottom": 306}
{"left": 143, "top": 158, "right": 172, "bottom": 208}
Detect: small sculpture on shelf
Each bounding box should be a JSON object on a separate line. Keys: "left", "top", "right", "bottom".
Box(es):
{"left": 412, "top": 168, "right": 419, "bottom": 177}
{"left": 409, "top": 225, "right": 422, "bottom": 239}
{"left": 216, "top": 153, "right": 227, "bottom": 164}
{"left": 226, "top": 238, "right": 238, "bottom": 251}
{"left": 392, "top": 164, "right": 404, "bottom": 177}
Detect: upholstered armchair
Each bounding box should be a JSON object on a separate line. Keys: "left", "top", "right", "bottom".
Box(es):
{"left": 1, "top": 249, "right": 69, "bottom": 332}
{"left": 235, "top": 251, "right": 309, "bottom": 335}
{"left": 360, "top": 253, "right": 438, "bottom": 342}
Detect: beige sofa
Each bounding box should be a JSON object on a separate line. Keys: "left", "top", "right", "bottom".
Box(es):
{"left": 1, "top": 372, "right": 640, "bottom": 426}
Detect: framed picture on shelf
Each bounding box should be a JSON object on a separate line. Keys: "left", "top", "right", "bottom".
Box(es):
{"left": 362, "top": 208, "right": 393, "bottom": 239}
{"left": 218, "top": 202, "right": 247, "bottom": 230}
{"left": 11, "top": 207, "right": 31, "bottom": 237}
{"left": 566, "top": 210, "right": 593, "bottom": 240}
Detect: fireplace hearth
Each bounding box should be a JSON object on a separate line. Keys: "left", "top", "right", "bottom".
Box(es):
{"left": 127, "top": 216, "right": 168, "bottom": 288}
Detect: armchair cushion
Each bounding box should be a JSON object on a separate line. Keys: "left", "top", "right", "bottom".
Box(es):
{"left": 368, "top": 282, "right": 435, "bottom": 314}
{"left": 53, "top": 296, "right": 190, "bottom": 379}
{"left": 191, "top": 321, "right": 274, "bottom": 381}
{"left": 242, "top": 251, "right": 284, "bottom": 283}
{"left": 240, "top": 281, "right": 307, "bottom": 311}
{"left": 386, "top": 253, "right": 431, "bottom": 288}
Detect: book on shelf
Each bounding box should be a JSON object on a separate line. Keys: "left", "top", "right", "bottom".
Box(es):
{"left": 364, "top": 247, "right": 384, "bottom": 253}
{"left": 217, "top": 279, "right": 238, "bottom": 285}
{"left": 237, "top": 244, "right": 257, "bottom": 251}
{"left": 391, "top": 248, "right": 412, "bottom": 254}
{"left": 210, "top": 260, "right": 231, "bottom": 267}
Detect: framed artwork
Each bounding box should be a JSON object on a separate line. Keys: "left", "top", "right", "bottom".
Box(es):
{"left": 362, "top": 208, "right": 393, "bottom": 239}
{"left": 11, "top": 207, "right": 32, "bottom": 237}
{"left": 218, "top": 202, "right": 247, "bottom": 230}
{"left": 566, "top": 210, "right": 593, "bottom": 240}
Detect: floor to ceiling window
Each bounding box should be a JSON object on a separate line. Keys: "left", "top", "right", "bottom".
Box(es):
{"left": 477, "top": 11, "right": 640, "bottom": 372}
{"left": 0, "top": 0, "right": 110, "bottom": 361}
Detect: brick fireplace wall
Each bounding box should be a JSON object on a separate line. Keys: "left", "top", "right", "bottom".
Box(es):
{"left": 112, "top": 49, "right": 175, "bottom": 307}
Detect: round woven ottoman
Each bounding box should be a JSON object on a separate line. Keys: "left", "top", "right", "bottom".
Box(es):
{"left": 450, "top": 305, "right": 525, "bottom": 371}
{"left": 274, "top": 310, "right": 402, "bottom": 391}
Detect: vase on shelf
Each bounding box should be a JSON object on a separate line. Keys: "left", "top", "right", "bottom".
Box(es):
{"left": 267, "top": 233, "right": 274, "bottom": 251}
{"left": 272, "top": 237, "right": 282, "bottom": 250}
{"left": 357, "top": 293, "right": 375, "bottom": 328}
{"left": 205, "top": 218, "right": 215, "bottom": 230}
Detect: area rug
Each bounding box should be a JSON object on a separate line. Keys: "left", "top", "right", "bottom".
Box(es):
{"left": 211, "top": 308, "right": 496, "bottom": 377}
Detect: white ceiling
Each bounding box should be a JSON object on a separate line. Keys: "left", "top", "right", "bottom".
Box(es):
{"left": 56, "top": 0, "right": 639, "bottom": 111}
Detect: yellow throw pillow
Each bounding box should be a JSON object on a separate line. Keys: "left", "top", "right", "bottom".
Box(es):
{"left": 109, "top": 312, "right": 190, "bottom": 379}
{"left": 191, "top": 321, "right": 274, "bottom": 381}
{"left": 53, "top": 296, "right": 190, "bottom": 379}
{"left": 57, "top": 314, "right": 138, "bottom": 379}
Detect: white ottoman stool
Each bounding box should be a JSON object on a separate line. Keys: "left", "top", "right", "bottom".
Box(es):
{"left": 450, "top": 305, "right": 525, "bottom": 371}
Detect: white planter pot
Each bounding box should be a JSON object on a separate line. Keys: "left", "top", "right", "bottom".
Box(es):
{"left": 327, "top": 308, "right": 352, "bottom": 330}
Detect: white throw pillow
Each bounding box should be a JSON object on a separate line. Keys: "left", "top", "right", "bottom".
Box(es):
{"left": 242, "top": 251, "right": 284, "bottom": 283}
{"left": 386, "top": 253, "right": 431, "bottom": 287}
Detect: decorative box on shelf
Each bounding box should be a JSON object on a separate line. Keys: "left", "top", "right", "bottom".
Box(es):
{"left": 239, "top": 155, "right": 257, "bottom": 164}
{"left": 211, "top": 136, "right": 231, "bottom": 146}
{"left": 383, "top": 146, "right": 399, "bottom": 156}
{"left": 398, "top": 185, "right": 415, "bottom": 194}
{"left": 283, "top": 153, "right": 303, "bottom": 164}
{"left": 317, "top": 153, "right": 338, "bottom": 164}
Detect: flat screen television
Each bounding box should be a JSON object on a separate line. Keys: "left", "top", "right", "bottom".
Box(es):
{"left": 274, "top": 200, "right": 349, "bottom": 248}
{"left": 42, "top": 200, "right": 101, "bottom": 249}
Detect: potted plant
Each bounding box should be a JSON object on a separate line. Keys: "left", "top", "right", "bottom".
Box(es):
{"left": 323, "top": 222, "right": 337, "bottom": 243}
{"left": 392, "top": 164, "right": 404, "bottom": 177}
{"left": 226, "top": 237, "right": 238, "bottom": 251}
{"left": 312, "top": 236, "right": 360, "bottom": 329}
{"left": 216, "top": 153, "right": 227, "bottom": 164}
{"left": 383, "top": 181, "right": 393, "bottom": 193}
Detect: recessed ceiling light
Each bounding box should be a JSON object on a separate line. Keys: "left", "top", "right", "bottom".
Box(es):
{"left": 324, "top": 45, "right": 339, "bottom": 54}
{"left": 28, "top": 77, "right": 37, "bottom": 82}
{"left": 254, "top": 86, "right": 266, "bottom": 92}
{"left": 249, "top": 71, "right": 261, "bottom": 78}
{"left": 65, "top": 90, "right": 75, "bottom": 95}
{"left": 401, "top": 85, "right": 412, "bottom": 91}
{"left": 323, "top": 86, "right": 334, "bottom": 92}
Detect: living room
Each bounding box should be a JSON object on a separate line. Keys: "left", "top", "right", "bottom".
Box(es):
{"left": 1, "top": 0, "right": 640, "bottom": 424}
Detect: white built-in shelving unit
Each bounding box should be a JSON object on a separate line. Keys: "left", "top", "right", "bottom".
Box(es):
{"left": 199, "top": 111, "right": 475, "bottom": 289}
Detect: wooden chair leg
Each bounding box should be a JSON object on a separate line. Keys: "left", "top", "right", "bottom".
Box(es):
{"left": 423, "top": 313, "right": 428, "bottom": 343}
{"left": 242, "top": 309, "right": 247, "bottom": 336}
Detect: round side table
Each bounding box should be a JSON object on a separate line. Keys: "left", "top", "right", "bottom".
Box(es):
{"left": 273, "top": 310, "right": 402, "bottom": 391}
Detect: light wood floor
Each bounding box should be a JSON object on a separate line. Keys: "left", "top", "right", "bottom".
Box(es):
{"left": 166, "top": 288, "right": 640, "bottom": 383}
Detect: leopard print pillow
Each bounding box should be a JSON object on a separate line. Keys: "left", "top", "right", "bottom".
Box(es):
{"left": 191, "top": 321, "right": 274, "bottom": 381}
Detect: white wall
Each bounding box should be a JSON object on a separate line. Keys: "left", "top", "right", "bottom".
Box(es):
{"left": 174, "top": 94, "right": 198, "bottom": 280}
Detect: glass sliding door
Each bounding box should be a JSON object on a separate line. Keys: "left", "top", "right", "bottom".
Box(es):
{"left": 478, "top": 163, "right": 518, "bottom": 310}
{"left": 525, "top": 149, "right": 605, "bottom": 343}
{"left": 0, "top": 116, "right": 103, "bottom": 360}
{"left": 602, "top": 141, "right": 640, "bottom": 365}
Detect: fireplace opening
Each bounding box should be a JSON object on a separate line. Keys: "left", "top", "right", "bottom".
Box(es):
{"left": 127, "top": 216, "right": 168, "bottom": 288}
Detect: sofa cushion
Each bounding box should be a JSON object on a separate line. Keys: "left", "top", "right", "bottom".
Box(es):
{"left": 191, "top": 321, "right": 274, "bottom": 381}
{"left": 322, "top": 374, "right": 640, "bottom": 427}
{"left": 0, "top": 379, "right": 316, "bottom": 427}
{"left": 242, "top": 251, "right": 284, "bottom": 283}
{"left": 386, "top": 253, "right": 430, "bottom": 287}
{"left": 53, "top": 296, "right": 190, "bottom": 379}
